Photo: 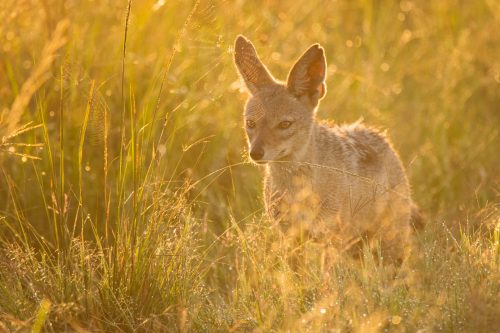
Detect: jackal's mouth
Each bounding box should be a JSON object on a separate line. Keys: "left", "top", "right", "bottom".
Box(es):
{"left": 250, "top": 150, "right": 289, "bottom": 164}
{"left": 277, "top": 149, "right": 292, "bottom": 161}
{"left": 249, "top": 156, "right": 268, "bottom": 164}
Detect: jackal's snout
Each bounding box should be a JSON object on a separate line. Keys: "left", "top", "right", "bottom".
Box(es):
{"left": 249, "top": 148, "right": 264, "bottom": 162}
{"left": 249, "top": 138, "right": 265, "bottom": 162}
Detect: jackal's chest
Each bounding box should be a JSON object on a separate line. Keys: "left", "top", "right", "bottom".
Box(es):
{"left": 266, "top": 166, "right": 324, "bottom": 221}
{"left": 266, "top": 166, "right": 358, "bottom": 225}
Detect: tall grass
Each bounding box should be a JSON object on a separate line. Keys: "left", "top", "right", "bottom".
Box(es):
{"left": 0, "top": 0, "right": 498, "bottom": 332}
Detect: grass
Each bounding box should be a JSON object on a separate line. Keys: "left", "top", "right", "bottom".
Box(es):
{"left": 0, "top": 0, "right": 499, "bottom": 331}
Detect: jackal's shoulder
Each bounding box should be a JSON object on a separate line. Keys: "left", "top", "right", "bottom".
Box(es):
{"left": 319, "top": 120, "right": 393, "bottom": 164}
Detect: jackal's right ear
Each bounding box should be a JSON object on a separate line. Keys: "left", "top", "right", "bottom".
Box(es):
{"left": 234, "top": 35, "right": 275, "bottom": 95}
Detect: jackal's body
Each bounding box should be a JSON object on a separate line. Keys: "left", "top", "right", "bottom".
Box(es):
{"left": 265, "top": 121, "right": 411, "bottom": 259}
{"left": 234, "top": 35, "right": 413, "bottom": 262}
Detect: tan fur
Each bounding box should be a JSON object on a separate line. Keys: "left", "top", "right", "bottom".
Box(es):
{"left": 234, "top": 35, "right": 415, "bottom": 263}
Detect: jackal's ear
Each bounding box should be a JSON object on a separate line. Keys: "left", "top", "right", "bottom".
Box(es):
{"left": 234, "top": 35, "right": 275, "bottom": 95}
{"left": 286, "top": 44, "right": 327, "bottom": 107}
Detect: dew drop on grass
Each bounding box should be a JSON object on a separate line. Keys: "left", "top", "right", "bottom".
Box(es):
{"left": 152, "top": 0, "right": 166, "bottom": 11}
{"left": 391, "top": 315, "right": 402, "bottom": 325}
{"left": 271, "top": 52, "right": 281, "bottom": 61}
{"left": 23, "top": 60, "right": 32, "bottom": 70}
{"left": 328, "top": 64, "right": 338, "bottom": 75}
{"left": 380, "top": 63, "right": 390, "bottom": 72}
{"left": 401, "top": 29, "right": 412, "bottom": 44}
{"left": 494, "top": 70, "right": 500, "bottom": 83}
{"left": 392, "top": 83, "right": 403, "bottom": 94}
{"left": 400, "top": 1, "right": 413, "bottom": 12}
{"left": 215, "top": 35, "right": 223, "bottom": 48}
{"left": 158, "top": 144, "right": 167, "bottom": 157}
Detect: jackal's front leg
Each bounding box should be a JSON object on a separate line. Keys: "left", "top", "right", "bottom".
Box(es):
{"left": 264, "top": 177, "right": 280, "bottom": 219}
{"left": 265, "top": 177, "right": 297, "bottom": 234}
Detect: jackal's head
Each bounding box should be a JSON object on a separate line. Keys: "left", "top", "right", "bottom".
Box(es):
{"left": 233, "top": 35, "right": 327, "bottom": 164}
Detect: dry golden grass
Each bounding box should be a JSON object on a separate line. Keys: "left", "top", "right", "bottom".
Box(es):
{"left": 0, "top": 0, "right": 498, "bottom": 332}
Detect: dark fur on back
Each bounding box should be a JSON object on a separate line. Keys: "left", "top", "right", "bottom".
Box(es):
{"left": 331, "top": 122, "right": 390, "bottom": 166}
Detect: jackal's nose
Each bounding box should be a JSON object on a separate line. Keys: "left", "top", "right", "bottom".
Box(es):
{"left": 250, "top": 148, "right": 264, "bottom": 161}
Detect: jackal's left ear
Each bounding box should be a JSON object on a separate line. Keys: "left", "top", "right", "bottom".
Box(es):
{"left": 286, "top": 44, "right": 327, "bottom": 107}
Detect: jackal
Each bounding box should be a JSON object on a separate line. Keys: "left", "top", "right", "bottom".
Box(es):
{"left": 233, "top": 35, "right": 418, "bottom": 263}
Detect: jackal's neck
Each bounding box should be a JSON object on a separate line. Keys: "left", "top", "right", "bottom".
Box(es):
{"left": 295, "top": 121, "right": 319, "bottom": 163}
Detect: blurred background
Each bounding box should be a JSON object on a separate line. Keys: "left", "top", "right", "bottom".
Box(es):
{"left": 0, "top": 0, "right": 498, "bottom": 331}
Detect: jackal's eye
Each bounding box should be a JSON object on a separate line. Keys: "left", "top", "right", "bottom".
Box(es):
{"left": 246, "top": 120, "right": 256, "bottom": 129}
{"left": 278, "top": 121, "right": 292, "bottom": 129}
